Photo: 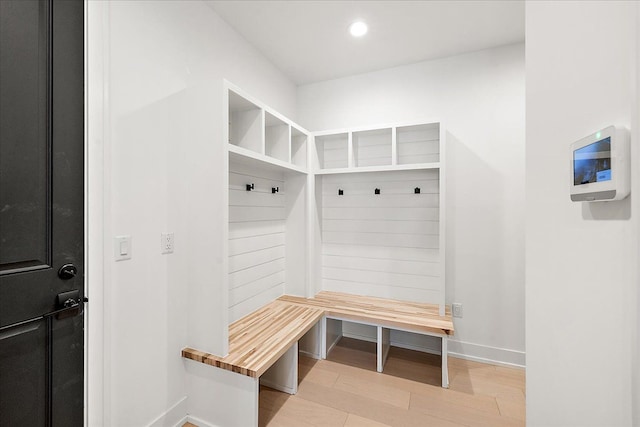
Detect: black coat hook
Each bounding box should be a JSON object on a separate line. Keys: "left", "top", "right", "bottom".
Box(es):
{"left": 374, "top": 188, "right": 380, "bottom": 195}
{"left": 272, "top": 187, "right": 279, "bottom": 194}
{"left": 414, "top": 187, "right": 421, "bottom": 194}
{"left": 338, "top": 189, "right": 343, "bottom": 196}
{"left": 246, "top": 183, "right": 254, "bottom": 191}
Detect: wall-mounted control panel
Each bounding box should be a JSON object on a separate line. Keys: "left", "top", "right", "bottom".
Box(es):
{"left": 570, "top": 126, "right": 630, "bottom": 202}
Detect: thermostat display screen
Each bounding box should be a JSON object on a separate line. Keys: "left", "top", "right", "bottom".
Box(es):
{"left": 573, "top": 137, "right": 612, "bottom": 185}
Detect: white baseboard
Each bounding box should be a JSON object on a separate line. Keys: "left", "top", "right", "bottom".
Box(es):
{"left": 448, "top": 339, "right": 525, "bottom": 368}
{"left": 342, "top": 331, "right": 376, "bottom": 344}
{"left": 185, "top": 415, "right": 218, "bottom": 427}
{"left": 389, "top": 338, "right": 442, "bottom": 356}
{"left": 299, "top": 349, "right": 321, "bottom": 360}
{"left": 147, "top": 396, "right": 187, "bottom": 427}
{"left": 259, "top": 378, "right": 296, "bottom": 394}
{"left": 174, "top": 417, "right": 188, "bottom": 427}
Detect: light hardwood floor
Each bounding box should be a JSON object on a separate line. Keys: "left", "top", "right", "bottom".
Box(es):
{"left": 186, "top": 337, "right": 525, "bottom": 427}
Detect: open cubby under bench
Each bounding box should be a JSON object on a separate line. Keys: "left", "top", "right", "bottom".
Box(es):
{"left": 280, "top": 291, "right": 454, "bottom": 388}
{"left": 181, "top": 292, "right": 453, "bottom": 426}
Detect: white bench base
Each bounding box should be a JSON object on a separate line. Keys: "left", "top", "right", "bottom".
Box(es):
{"left": 185, "top": 342, "right": 301, "bottom": 427}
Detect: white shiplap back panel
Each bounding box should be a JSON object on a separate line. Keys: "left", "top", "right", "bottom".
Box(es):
{"left": 321, "top": 169, "right": 441, "bottom": 303}
{"left": 322, "top": 280, "right": 441, "bottom": 303}
{"left": 228, "top": 161, "right": 286, "bottom": 322}
{"left": 323, "top": 207, "right": 438, "bottom": 221}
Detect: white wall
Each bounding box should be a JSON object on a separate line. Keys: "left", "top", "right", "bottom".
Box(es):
{"left": 90, "top": 1, "right": 297, "bottom": 425}
{"left": 526, "top": 2, "right": 638, "bottom": 426}
{"left": 298, "top": 43, "right": 526, "bottom": 366}
{"left": 635, "top": 7, "right": 640, "bottom": 425}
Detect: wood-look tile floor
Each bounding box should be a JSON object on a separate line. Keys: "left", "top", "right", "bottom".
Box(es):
{"left": 187, "top": 337, "right": 525, "bottom": 427}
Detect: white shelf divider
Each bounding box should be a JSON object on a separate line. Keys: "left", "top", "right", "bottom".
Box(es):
{"left": 391, "top": 127, "right": 397, "bottom": 166}
{"left": 314, "top": 162, "right": 441, "bottom": 175}
{"left": 347, "top": 132, "right": 354, "bottom": 169}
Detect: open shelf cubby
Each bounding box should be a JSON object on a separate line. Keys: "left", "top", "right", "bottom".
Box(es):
{"left": 353, "top": 128, "right": 392, "bottom": 167}
{"left": 229, "top": 90, "right": 263, "bottom": 154}
{"left": 315, "top": 133, "right": 349, "bottom": 169}
{"left": 265, "top": 112, "right": 290, "bottom": 163}
{"left": 396, "top": 123, "right": 440, "bottom": 165}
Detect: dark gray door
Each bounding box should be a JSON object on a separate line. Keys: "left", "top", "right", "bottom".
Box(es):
{"left": 0, "top": 0, "right": 84, "bottom": 425}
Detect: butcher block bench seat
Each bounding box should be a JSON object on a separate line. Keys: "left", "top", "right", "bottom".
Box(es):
{"left": 278, "top": 291, "right": 454, "bottom": 337}
{"left": 182, "top": 291, "right": 454, "bottom": 394}
{"left": 182, "top": 300, "right": 324, "bottom": 378}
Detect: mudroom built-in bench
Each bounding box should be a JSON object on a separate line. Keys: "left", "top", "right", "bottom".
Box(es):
{"left": 181, "top": 81, "right": 452, "bottom": 427}
{"left": 182, "top": 292, "right": 454, "bottom": 426}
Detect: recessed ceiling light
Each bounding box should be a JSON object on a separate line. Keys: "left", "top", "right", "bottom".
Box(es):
{"left": 349, "top": 21, "right": 368, "bottom": 37}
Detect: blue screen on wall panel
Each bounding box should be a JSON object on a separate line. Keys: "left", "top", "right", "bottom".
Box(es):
{"left": 574, "top": 137, "right": 611, "bottom": 185}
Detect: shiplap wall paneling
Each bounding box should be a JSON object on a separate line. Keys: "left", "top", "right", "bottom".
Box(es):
{"left": 291, "top": 127, "right": 308, "bottom": 169}
{"left": 284, "top": 171, "right": 307, "bottom": 297}
{"left": 315, "top": 133, "right": 349, "bottom": 169}
{"left": 229, "top": 90, "right": 263, "bottom": 154}
{"left": 396, "top": 123, "right": 440, "bottom": 165}
{"left": 353, "top": 128, "right": 392, "bottom": 167}
{"left": 265, "top": 111, "right": 290, "bottom": 163}
{"left": 321, "top": 169, "right": 442, "bottom": 303}
{"left": 228, "top": 161, "right": 286, "bottom": 322}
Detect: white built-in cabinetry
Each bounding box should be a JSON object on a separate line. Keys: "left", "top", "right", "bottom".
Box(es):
{"left": 224, "top": 81, "right": 446, "bottom": 324}
{"left": 225, "top": 82, "right": 310, "bottom": 322}
{"left": 311, "top": 123, "right": 446, "bottom": 315}
{"left": 314, "top": 123, "right": 441, "bottom": 173}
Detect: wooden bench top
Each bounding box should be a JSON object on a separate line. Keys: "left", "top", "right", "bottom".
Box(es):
{"left": 182, "top": 300, "right": 324, "bottom": 378}
{"left": 278, "top": 291, "right": 454, "bottom": 337}
{"left": 182, "top": 291, "right": 453, "bottom": 378}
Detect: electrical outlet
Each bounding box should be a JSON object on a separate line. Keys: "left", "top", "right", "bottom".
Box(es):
{"left": 452, "top": 303, "right": 463, "bottom": 318}
{"left": 161, "top": 233, "right": 174, "bottom": 254}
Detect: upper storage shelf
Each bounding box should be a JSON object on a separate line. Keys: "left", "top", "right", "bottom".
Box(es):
{"left": 312, "top": 122, "right": 442, "bottom": 175}
{"left": 226, "top": 81, "right": 310, "bottom": 174}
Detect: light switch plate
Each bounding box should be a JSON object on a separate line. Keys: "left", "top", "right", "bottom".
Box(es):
{"left": 114, "top": 235, "right": 132, "bottom": 261}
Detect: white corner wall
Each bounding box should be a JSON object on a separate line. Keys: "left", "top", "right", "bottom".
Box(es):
{"left": 526, "top": 2, "right": 638, "bottom": 426}
{"left": 89, "top": 1, "right": 297, "bottom": 426}
{"left": 297, "top": 43, "right": 526, "bottom": 367}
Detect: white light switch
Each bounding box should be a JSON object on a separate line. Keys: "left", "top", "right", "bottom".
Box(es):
{"left": 119, "top": 240, "right": 128, "bottom": 256}
{"left": 114, "top": 235, "right": 132, "bottom": 261}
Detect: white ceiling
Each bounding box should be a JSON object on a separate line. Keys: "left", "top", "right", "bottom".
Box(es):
{"left": 207, "top": 1, "right": 525, "bottom": 85}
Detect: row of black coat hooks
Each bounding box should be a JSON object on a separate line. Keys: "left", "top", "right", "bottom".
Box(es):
{"left": 338, "top": 187, "right": 422, "bottom": 195}
{"left": 245, "top": 183, "right": 421, "bottom": 195}
{"left": 246, "top": 183, "right": 279, "bottom": 193}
